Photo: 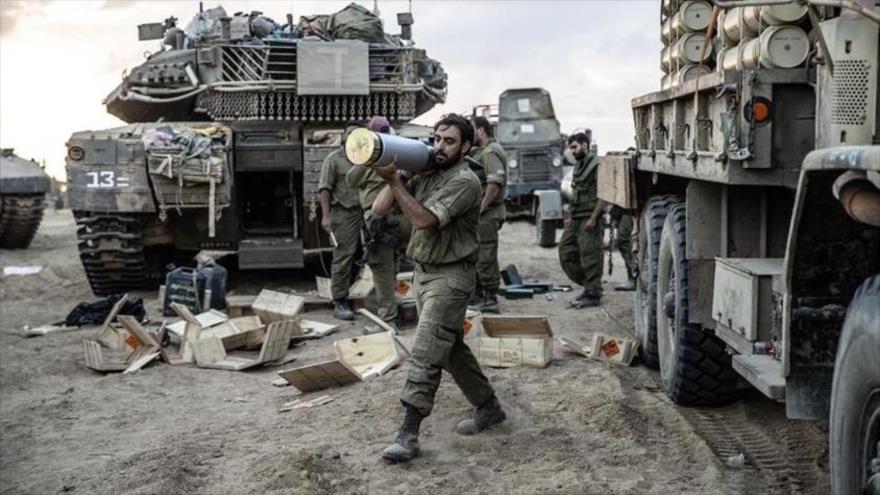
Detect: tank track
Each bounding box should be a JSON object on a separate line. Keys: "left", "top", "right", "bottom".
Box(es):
{"left": 0, "top": 194, "right": 45, "bottom": 249}
{"left": 74, "top": 213, "right": 162, "bottom": 296}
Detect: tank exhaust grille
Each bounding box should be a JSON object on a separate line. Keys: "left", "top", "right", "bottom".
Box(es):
{"left": 830, "top": 59, "right": 870, "bottom": 126}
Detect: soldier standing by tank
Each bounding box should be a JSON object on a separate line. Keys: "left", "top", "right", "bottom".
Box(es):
{"left": 319, "top": 125, "right": 364, "bottom": 320}
{"left": 558, "top": 132, "right": 606, "bottom": 308}
{"left": 371, "top": 114, "right": 505, "bottom": 463}
{"left": 345, "top": 116, "right": 405, "bottom": 328}
{"left": 467, "top": 116, "right": 507, "bottom": 313}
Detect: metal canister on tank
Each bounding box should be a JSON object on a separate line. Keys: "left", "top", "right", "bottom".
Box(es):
{"left": 742, "top": 3, "right": 808, "bottom": 33}
{"left": 671, "top": 32, "right": 714, "bottom": 66}
{"left": 740, "top": 25, "right": 810, "bottom": 69}
{"left": 671, "top": 0, "right": 712, "bottom": 34}
{"left": 662, "top": 18, "right": 673, "bottom": 45}
{"left": 661, "top": 73, "right": 673, "bottom": 90}
{"left": 661, "top": 45, "right": 673, "bottom": 73}
{"left": 675, "top": 64, "right": 712, "bottom": 85}
{"left": 716, "top": 45, "right": 744, "bottom": 72}
{"left": 345, "top": 128, "right": 434, "bottom": 173}
{"left": 721, "top": 7, "right": 758, "bottom": 45}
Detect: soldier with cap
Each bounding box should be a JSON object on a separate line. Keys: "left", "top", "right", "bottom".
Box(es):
{"left": 319, "top": 125, "right": 364, "bottom": 320}
{"left": 346, "top": 116, "right": 407, "bottom": 328}
{"left": 371, "top": 113, "right": 506, "bottom": 463}
{"left": 467, "top": 116, "right": 507, "bottom": 314}
{"left": 558, "top": 132, "right": 606, "bottom": 308}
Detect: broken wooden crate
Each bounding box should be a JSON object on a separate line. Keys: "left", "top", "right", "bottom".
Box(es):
{"left": 252, "top": 290, "right": 305, "bottom": 323}
{"left": 467, "top": 315, "right": 554, "bottom": 368}
{"left": 191, "top": 320, "right": 296, "bottom": 371}
{"left": 165, "top": 303, "right": 268, "bottom": 365}
{"left": 83, "top": 315, "right": 161, "bottom": 373}
{"left": 277, "top": 331, "right": 402, "bottom": 393}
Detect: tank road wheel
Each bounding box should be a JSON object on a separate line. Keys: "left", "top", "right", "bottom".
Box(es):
{"left": 634, "top": 195, "right": 680, "bottom": 368}
{"left": 535, "top": 208, "right": 557, "bottom": 248}
{"left": 655, "top": 203, "right": 737, "bottom": 406}
{"left": 74, "top": 213, "right": 167, "bottom": 296}
{"left": 0, "top": 194, "right": 45, "bottom": 249}
{"left": 830, "top": 275, "right": 880, "bottom": 495}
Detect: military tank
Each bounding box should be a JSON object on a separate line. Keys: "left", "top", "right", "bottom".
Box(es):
{"left": 65, "top": 3, "right": 447, "bottom": 295}
{"left": 0, "top": 149, "right": 50, "bottom": 249}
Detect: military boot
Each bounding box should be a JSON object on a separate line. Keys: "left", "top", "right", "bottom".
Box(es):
{"left": 614, "top": 278, "right": 636, "bottom": 291}
{"left": 382, "top": 405, "right": 424, "bottom": 463}
{"left": 454, "top": 395, "right": 506, "bottom": 435}
{"left": 480, "top": 291, "right": 500, "bottom": 314}
{"left": 333, "top": 299, "right": 355, "bottom": 321}
{"left": 570, "top": 290, "right": 601, "bottom": 309}
{"left": 467, "top": 288, "right": 485, "bottom": 311}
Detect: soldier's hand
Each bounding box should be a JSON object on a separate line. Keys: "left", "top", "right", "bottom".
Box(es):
{"left": 373, "top": 155, "right": 400, "bottom": 183}
{"left": 582, "top": 217, "right": 597, "bottom": 231}
{"left": 321, "top": 215, "right": 332, "bottom": 233}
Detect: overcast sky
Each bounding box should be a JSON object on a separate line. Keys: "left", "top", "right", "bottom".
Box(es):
{"left": 0, "top": 0, "right": 660, "bottom": 179}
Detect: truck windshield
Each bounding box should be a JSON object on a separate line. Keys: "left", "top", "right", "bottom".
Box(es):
{"left": 497, "top": 118, "right": 562, "bottom": 146}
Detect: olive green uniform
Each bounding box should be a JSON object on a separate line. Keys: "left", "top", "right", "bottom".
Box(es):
{"left": 558, "top": 152, "right": 604, "bottom": 298}
{"left": 471, "top": 140, "right": 507, "bottom": 293}
{"left": 319, "top": 149, "right": 363, "bottom": 301}
{"left": 400, "top": 160, "right": 496, "bottom": 417}
{"left": 611, "top": 207, "right": 635, "bottom": 280}
{"left": 346, "top": 166, "right": 408, "bottom": 323}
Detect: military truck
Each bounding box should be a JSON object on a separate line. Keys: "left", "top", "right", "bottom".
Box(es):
{"left": 497, "top": 88, "right": 566, "bottom": 247}
{"left": 0, "top": 149, "right": 50, "bottom": 249}
{"left": 65, "top": 4, "right": 446, "bottom": 295}
{"left": 599, "top": 1, "right": 879, "bottom": 492}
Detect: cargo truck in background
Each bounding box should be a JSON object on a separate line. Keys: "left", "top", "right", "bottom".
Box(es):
{"left": 497, "top": 88, "right": 567, "bottom": 247}
{"left": 598, "top": 1, "right": 879, "bottom": 492}
{"left": 64, "top": 4, "right": 447, "bottom": 296}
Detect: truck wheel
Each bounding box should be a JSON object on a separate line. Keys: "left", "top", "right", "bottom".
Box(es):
{"left": 535, "top": 208, "right": 557, "bottom": 247}
{"left": 634, "top": 195, "right": 680, "bottom": 368}
{"left": 830, "top": 274, "right": 880, "bottom": 495}
{"left": 656, "top": 203, "right": 737, "bottom": 406}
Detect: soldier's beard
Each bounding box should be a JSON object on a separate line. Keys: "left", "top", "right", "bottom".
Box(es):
{"left": 435, "top": 150, "right": 461, "bottom": 168}
{"left": 574, "top": 151, "right": 586, "bottom": 160}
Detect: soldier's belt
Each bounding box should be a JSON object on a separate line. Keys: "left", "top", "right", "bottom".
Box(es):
{"left": 414, "top": 260, "right": 473, "bottom": 274}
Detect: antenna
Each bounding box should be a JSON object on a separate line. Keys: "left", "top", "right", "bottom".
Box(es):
{"left": 373, "top": 0, "right": 381, "bottom": 16}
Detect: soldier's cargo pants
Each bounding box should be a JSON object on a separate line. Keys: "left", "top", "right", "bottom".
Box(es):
{"left": 330, "top": 205, "right": 364, "bottom": 301}
{"left": 476, "top": 217, "right": 503, "bottom": 293}
{"left": 558, "top": 218, "right": 604, "bottom": 298}
{"left": 365, "top": 214, "right": 402, "bottom": 323}
{"left": 616, "top": 213, "right": 635, "bottom": 280}
{"left": 400, "top": 261, "right": 495, "bottom": 417}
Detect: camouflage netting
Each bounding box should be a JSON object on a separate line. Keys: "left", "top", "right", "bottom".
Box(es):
{"left": 297, "top": 3, "right": 386, "bottom": 43}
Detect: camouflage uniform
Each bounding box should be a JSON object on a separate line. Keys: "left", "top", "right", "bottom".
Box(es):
{"left": 400, "top": 160, "right": 496, "bottom": 417}
{"left": 319, "top": 149, "right": 363, "bottom": 301}
{"left": 471, "top": 140, "right": 507, "bottom": 295}
{"left": 346, "top": 166, "right": 408, "bottom": 323}
{"left": 558, "top": 151, "right": 604, "bottom": 298}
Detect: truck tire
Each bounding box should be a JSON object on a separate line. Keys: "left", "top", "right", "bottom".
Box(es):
{"left": 75, "top": 213, "right": 166, "bottom": 296}
{"left": 0, "top": 194, "right": 45, "bottom": 249}
{"left": 634, "top": 194, "right": 680, "bottom": 368}
{"left": 535, "top": 208, "right": 557, "bottom": 247}
{"left": 830, "top": 274, "right": 880, "bottom": 495}
{"left": 656, "top": 203, "right": 737, "bottom": 406}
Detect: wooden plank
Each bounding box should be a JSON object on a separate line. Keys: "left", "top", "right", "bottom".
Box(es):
{"left": 356, "top": 308, "right": 397, "bottom": 333}
{"left": 558, "top": 337, "right": 591, "bottom": 358}
{"left": 278, "top": 359, "right": 361, "bottom": 393}
{"left": 97, "top": 294, "right": 130, "bottom": 349}
{"left": 252, "top": 290, "right": 305, "bottom": 323}
{"left": 298, "top": 320, "right": 338, "bottom": 339}
{"left": 191, "top": 337, "right": 227, "bottom": 366}
{"left": 123, "top": 351, "right": 161, "bottom": 374}
{"left": 166, "top": 309, "right": 228, "bottom": 336}
{"left": 258, "top": 320, "right": 296, "bottom": 363}
{"left": 333, "top": 331, "right": 401, "bottom": 380}
{"left": 82, "top": 340, "right": 129, "bottom": 372}
{"left": 279, "top": 395, "right": 334, "bottom": 412}
{"left": 118, "top": 316, "right": 161, "bottom": 349}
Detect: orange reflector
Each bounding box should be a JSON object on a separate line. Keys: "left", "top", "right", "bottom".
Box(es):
{"left": 753, "top": 101, "right": 770, "bottom": 123}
